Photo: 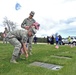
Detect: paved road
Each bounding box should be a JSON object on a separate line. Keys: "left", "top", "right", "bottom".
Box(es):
{"left": 0, "top": 41, "right": 47, "bottom": 44}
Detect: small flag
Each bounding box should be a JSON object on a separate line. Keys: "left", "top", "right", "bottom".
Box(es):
{"left": 15, "top": 3, "right": 21, "bottom": 10}
{"left": 32, "top": 22, "right": 40, "bottom": 30}
{"left": 55, "top": 45, "right": 59, "bottom": 49}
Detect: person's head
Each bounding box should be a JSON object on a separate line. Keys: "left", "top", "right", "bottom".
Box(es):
{"left": 5, "top": 27, "right": 7, "bottom": 30}
{"left": 28, "top": 27, "right": 37, "bottom": 36}
{"left": 29, "top": 11, "right": 35, "bottom": 19}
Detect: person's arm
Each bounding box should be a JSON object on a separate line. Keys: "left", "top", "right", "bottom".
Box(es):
{"left": 21, "top": 18, "right": 30, "bottom": 30}
{"left": 22, "top": 43, "right": 28, "bottom": 58}
{"left": 21, "top": 19, "right": 26, "bottom": 29}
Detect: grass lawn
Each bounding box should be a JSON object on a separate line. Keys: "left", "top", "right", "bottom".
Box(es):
{"left": 0, "top": 43, "right": 76, "bottom": 75}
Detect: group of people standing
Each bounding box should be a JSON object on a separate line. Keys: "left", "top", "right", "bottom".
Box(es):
{"left": 47, "top": 35, "right": 62, "bottom": 45}
{"left": 47, "top": 35, "right": 54, "bottom": 45}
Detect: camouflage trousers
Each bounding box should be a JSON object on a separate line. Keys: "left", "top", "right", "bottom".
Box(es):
{"left": 8, "top": 38, "right": 22, "bottom": 59}
{"left": 27, "top": 36, "right": 33, "bottom": 53}
{"left": 3, "top": 37, "right": 8, "bottom": 44}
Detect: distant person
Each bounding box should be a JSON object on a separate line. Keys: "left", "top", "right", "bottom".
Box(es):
{"left": 58, "top": 35, "right": 62, "bottom": 45}
{"left": 55, "top": 36, "right": 59, "bottom": 45}
{"left": 68, "top": 36, "right": 71, "bottom": 45}
{"left": 55, "top": 36, "right": 59, "bottom": 49}
{"left": 33, "top": 35, "right": 37, "bottom": 44}
{"left": 47, "top": 36, "right": 51, "bottom": 44}
{"left": 3, "top": 27, "right": 9, "bottom": 44}
{"left": 47, "top": 36, "right": 49, "bottom": 44}
{"left": 49, "top": 36, "right": 52, "bottom": 44}
{"left": 2, "top": 31, "right": 6, "bottom": 43}
{"left": 51, "top": 35, "right": 54, "bottom": 45}
{"left": 6, "top": 27, "right": 37, "bottom": 63}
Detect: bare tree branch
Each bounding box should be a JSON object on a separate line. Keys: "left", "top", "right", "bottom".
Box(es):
{"left": 3, "top": 16, "right": 17, "bottom": 32}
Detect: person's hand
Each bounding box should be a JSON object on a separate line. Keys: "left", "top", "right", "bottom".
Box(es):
{"left": 25, "top": 53, "right": 28, "bottom": 58}
{"left": 25, "top": 26, "right": 30, "bottom": 30}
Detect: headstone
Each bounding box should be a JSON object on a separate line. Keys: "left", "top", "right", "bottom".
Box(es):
{"left": 51, "top": 55, "right": 71, "bottom": 59}
{"left": 29, "top": 62, "right": 63, "bottom": 70}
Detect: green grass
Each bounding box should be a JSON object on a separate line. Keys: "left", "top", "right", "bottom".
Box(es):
{"left": 0, "top": 43, "right": 76, "bottom": 75}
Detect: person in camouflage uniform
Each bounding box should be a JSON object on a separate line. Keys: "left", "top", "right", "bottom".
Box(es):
{"left": 21, "top": 11, "right": 36, "bottom": 55}
{"left": 6, "top": 27, "right": 36, "bottom": 63}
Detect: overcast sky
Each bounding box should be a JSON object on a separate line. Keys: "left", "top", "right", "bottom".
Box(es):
{"left": 0, "top": 0, "right": 76, "bottom": 38}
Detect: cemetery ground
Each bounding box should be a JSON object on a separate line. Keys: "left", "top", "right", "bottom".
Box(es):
{"left": 0, "top": 43, "right": 76, "bottom": 75}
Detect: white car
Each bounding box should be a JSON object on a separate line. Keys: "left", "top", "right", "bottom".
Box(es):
{"left": 62, "top": 38, "right": 69, "bottom": 45}
{"left": 62, "top": 37, "right": 76, "bottom": 45}
{"left": 71, "top": 37, "right": 76, "bottom": 44}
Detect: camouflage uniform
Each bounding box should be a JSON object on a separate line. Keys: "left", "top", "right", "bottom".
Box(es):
{"left": 6, "top": 30, "right": 28, "bottom": 62}
{"left": 21, "top": 11, "right": 36, "bottom": 55}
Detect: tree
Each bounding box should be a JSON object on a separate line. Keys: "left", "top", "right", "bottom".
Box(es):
{"left": 3, "top": 17, "right": 17, "bottom": 31}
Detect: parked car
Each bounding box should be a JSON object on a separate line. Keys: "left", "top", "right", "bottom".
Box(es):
{"left": 62, "top": 37, "right": 76, "bottom": 45}
{"left": 62, "top": 38, "right": 69, "bottom": 45}
{"left": 71, "top": 37, "right": 76, "bottom": 45}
